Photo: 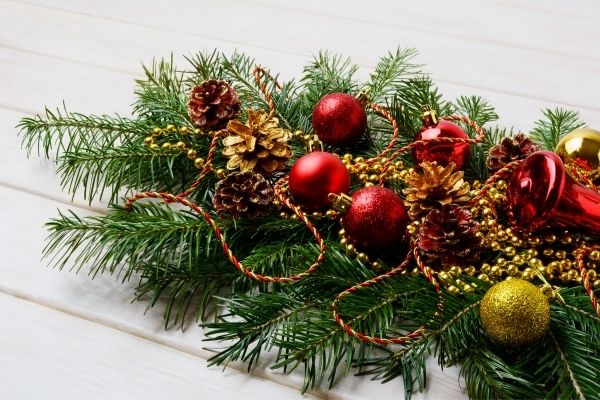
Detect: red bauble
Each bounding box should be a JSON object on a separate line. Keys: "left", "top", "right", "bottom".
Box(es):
{"left": 289, "top": 151, "right": 350, "bottom": 209}
{"left": 412, "top": 119, "right": 471, "bottom": 170}
{"left": 342, "top": 186, "right": 408, "bottom": 253}
{"left": 312, "top": 93, "right": 367, "bottom": 147}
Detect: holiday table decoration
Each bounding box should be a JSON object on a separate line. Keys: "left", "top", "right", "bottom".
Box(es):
{"left": 18, "top": 48, "right": 600, "bottom": 399}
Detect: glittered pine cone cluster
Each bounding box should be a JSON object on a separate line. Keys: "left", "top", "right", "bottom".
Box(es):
{"left": 486, "top": 133, "right": 541, "bottom": 173}
{"left": 221, "top": 109, "right": 292, "bottom": 175}
{"left": 403, "top": 162, "right": 470, "bottom": 219}
{"left": 212, "top": 171, "right": 274, "bottom": 219}
{"left": 418, "top": 204, "right": 482, "bottom": 266}
{"left": 188, "top": 80, "right": 241, "bottom": 130}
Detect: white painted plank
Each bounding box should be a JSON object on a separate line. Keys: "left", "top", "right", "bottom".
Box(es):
{"left": 7, "top": 0, "right": 600, "bottom": 111}
{"left": 0, "top": 292, "right": 320, "bottom": 400}
{"left": 0, "top": 185, "right": 465, "bottom": 399}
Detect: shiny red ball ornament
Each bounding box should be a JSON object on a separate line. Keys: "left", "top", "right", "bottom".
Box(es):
{"left": 412, "top": 107, "right": 470, "bottom": 169}
{"left": 289, "top": 151, "right": 350, "bottom": 209}
{"left": 342, "top": 186, "right": 408, "bottom": 253}
{"left": 312, "top": 93, "right": 367, "bottom": 147}
{"left": 507, "top": 150, "right": 600, "bottom": 234}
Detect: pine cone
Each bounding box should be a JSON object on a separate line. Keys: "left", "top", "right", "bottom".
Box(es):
{"left": 403, "top": 162, "right": 470, "bottom": 219}
{"left": 418, "top": 204, "right": 482, "bottom": 266}
{"left": 221, "top": 109, "right": 292, "bottom": 175}
{"left": 212, "top": 171, "right": 274, "bottom": 219}
{"left": 188, "top": 80, "right": 241, "bottom": 130}
{"left": 486, "top": 133, "right": 541, "bottom": 173}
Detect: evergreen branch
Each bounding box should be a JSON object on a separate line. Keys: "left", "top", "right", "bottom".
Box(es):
{"left": 529, "top": 108, "right": 585, "bottom": 150}
{"left": 18, "top": 105, "right": 149, "bottom": 159}
{"left": 55, "top": 144, "right": 190, "bottom": 204}
{"left": 367, "top": 47, "right": 421, "bottom": 103}
{"left": 134, "top": 55, "right": 190, "bottom": 126}
{"left": 549, "top": 331, "right": 585, "bottom": 400}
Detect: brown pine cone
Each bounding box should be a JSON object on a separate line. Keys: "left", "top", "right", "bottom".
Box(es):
{"left": 188, "top": 80, "right": 240, "bottom": 130}
{"left": 403, "top": 162, "right": 470, "bottom": 219}
{"left": 486, "top": 133, "right": 541, "bottom": 173}
{"left": 418, "top": 204, "right": 482, "bottom": 266}
{"left": 221, "top": 109, "right": 292, "bottom": 175}
{"left": 212, "top": 171, "right": 274, "bottom": 219}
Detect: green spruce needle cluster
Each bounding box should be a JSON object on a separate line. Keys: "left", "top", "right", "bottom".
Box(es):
{"left": 18, "top": 47, "right": 599, "bottom": 399}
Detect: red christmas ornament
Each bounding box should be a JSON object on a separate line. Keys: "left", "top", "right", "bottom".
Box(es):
{"left": 312, "top": 93, "right": 367, "bottom": 147}
{"left": 507, "top": 150, "right": 600, "bottom": 234}
{"left": 342, "top": 186, "right": 408, "bottom": 253}
{"left": 289, "top": 151, "right": 350, "bottom": 209}
{"left": 412, "top": 107, "right": 470, "bottom": 170}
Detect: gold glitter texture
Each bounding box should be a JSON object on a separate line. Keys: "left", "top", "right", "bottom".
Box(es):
{"left": 479, "top": 279, "right": 550, "bottom": 347}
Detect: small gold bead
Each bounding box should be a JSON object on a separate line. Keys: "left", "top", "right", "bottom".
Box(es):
{"left": 587, "top": 270, "right": 597, "bottom": 281}
{"left": 594, "top": 279, "right": 600, "bottom": 289}
{"left": 144, "top": 136, "right": 154, "bottom": 146}
{"left": 490, "top": 241, "right": 501, "bottom": 251}
{"left": 449, "top": 265, "right": 463, "bottom": 275}
{"left": 354, "top": 157, "right": 365, "bottom": 163}
{"left": 447, "top": 285, "right": 460, "bottom": 295}
{"left": 481, "top": 263, "right": 492, "bottom": 273}
{"left": 496, "top": 180, "right": 507, "bottom": 190}
{"left": 559, "top": 272, "right": 570, "bottom": 282}
{"left": 346, "top": 244, "right": 357, "bottom": 256}
{"left": 590, "top": 250, "right": 600, "bottom": 261}
{"left": 504, "top": 246, "right": 516, "bottom": 257}
{"left": 357, "top": 252, "right": 369, "bottom": 262}
{"left": 364, "top": 182, "right": 374, "bottom": 187}
{"left": 312, "top": 212, "right": 323, "bottom": 220}
{"left": 339, "top": 237, "right": 348, "bottom": 245}
{"left": 496, "top": 258, "right": 507, "bottom": 267}
{"left": 462, "top": 284, "right": 474, "bottom": 293}
{"left": 150, "top": 143, "right": 159, "bottom": 150}
{"left": 279, "top": 212, "right": 288, "bottom": 219}
{"left": 554, "top": 250, "right": 567, "bottom": 259}
{"left": 326, "top": 210, "right": 338, "bottom": 219}
{"left": 186, "top": 149, "right": 198, "bottom": 160}
{"left": 290, "top": 214, "right": 299, "bottom": 221}
{"left": 178, "top": 126, "right": 189, "bottom": 135}
{"left": 477, "top": 273, "right": 490, "bottom": 282}
{"left": 464, "top": 266, "right": 476, "bottom": 276}
{"left": 568, "top": 269, "right": 579, "bottom": 281}
{"left": 194, "top": 158, "right": 205, "bottom": 169}
{"left": 529, "top": 257, "right": 542, "bottom": 268}
{"left": 545, "top": 234, "right": 557, "bottom": 244}
{"left": 166, "top": 124, "right": 176, "bottom": 132}
{"left": 342, "top": 153, "right": 353, "bottom": 161}
{"left": 358, "top": 173, "right": 369, "bottom": 182}
{"left": 161, "top": 142, "right": 172, "bottom": 150}
{"left": 371, "top": 261, "right": 382, "bottom": 270}
{"left": 543, "top": 248, "right": 554, "bottom": 257}
{"left": 153, "top": 127, "right": 162, "bottom": 135}
{"left": 368, "top": 174, "right": 379, "bottom": 182}
{"left": 512, "top": 255, "right": 525, "bottom": 265}
{"left": 194, "top": 128, "right": 202, "bottom": 135}
{"left": 216, "top": 169, "right": 227, "bottom": 179}
{"left": 175, "top": 141, "right": 187, "bottom": 151}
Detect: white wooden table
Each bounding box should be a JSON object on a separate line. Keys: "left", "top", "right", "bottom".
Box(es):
{"left": 1, "top": 1, "right": 599, "bottom": 398}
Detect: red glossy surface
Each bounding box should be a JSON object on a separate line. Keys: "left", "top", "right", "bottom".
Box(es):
{"left": 311, "top": 93, "right": 367, "bottom": 147}
{"left": 507, "top": 150, "right": 600, "bottom": 234}
{"left": 412, "top": 119, "right": 471, "bottom": 169}
{"left": 343, "top": 186, "right": 408, "bottom": 253}
{"left": 289, "top": 151, "right": 350, "bottom": 209}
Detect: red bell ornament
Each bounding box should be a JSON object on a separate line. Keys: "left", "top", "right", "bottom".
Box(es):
{"left": 412, "top": 107, "right": 471, "bottom": 170}
{"left": 312, "top": 93, "right": 367, "bottom": 147}
{"left": 289, "top": 151, "right": 350, "bottom": 209}
{"left": 341, "top": 186, "right": 408, "bottom": 253}
{"left": 507, "top": 150, "right": 600, "bottom": 234}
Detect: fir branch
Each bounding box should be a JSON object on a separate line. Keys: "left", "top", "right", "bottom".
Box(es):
{"left": 18, "top": 105, "right": 149, "bottom": 159}
{"left": 367, "top": 47, "right": 421, "bottom": 103}
{"left": 55, "top": 143, "right": 190, "bottom": 204}
{"left": 301, "top": 51, "right": 359, "bottom": 105}
{"left": 529, "top": 108, "right": 585, "bottom": 150}
{"left": 134, "top": 55, "right": 190, "bottom": 126}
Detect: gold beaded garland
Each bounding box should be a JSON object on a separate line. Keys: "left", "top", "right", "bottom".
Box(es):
{"left": 479, "top": 279, "right": 550, "bottom": 347}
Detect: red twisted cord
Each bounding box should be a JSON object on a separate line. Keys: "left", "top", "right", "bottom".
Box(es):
{"left": 124, "top": 65, "right": 327, "bottom": 283}
{"left": 252, "top": 65, "right": 281, "bottom": 119}
{"left": 576, "top": 247, "right": 600, "bottom": 317}
{"left": 332, "top": 243, "right": 443, "bottom": 346}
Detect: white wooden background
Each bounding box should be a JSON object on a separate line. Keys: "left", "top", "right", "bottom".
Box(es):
{"left": 1, "top": 1, "right": 599, "bottom": 398}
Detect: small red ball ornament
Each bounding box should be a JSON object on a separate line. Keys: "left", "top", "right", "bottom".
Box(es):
{"left": 342, "top": 186, "right": 408, "bottom": 253}
{"left": 312, "top": 93, "right": 367, "bottom": 147}
{"left": 412, "top": 107, "right": 470, "bottom": 170}
{"left": 289, "top": 151, "right": 350, "bottom": 209}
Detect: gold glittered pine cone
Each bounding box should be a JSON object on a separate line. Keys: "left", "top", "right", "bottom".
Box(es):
{"left": 221, "top": 109, "right": 292, "bottom": 175}
{"left": 403, "top": 162, "right": 470, "bottom": 219}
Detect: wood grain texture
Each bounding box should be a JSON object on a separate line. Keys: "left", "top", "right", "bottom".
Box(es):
{"left": 1, "top": 0, "right": 598, "bottom": 398}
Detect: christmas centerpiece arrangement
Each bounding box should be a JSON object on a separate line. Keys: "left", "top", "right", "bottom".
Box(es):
{"left": 19, "top": 48, "right": 600, "bottom": 399}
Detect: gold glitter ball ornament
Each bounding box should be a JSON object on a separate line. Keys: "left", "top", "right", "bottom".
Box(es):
{"left": 479, "top": 279, "right": 550, "bottom": 347}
